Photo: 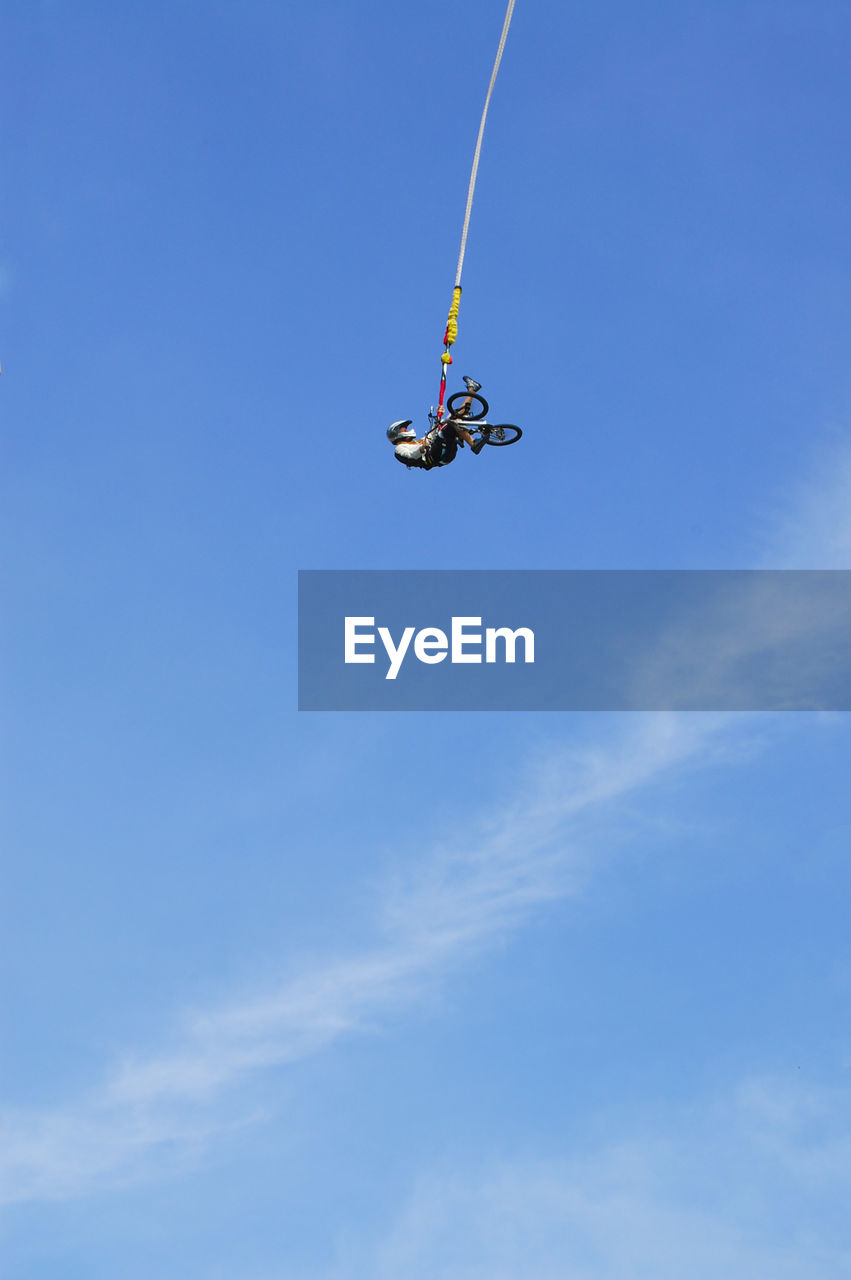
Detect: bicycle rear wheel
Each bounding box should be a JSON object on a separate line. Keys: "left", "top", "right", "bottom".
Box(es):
{"left": 482, "top": 424, "right": 522, "bottom": 446}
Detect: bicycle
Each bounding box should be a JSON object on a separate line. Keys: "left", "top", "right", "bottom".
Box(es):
{"left": 429, "top": 391, "right": 523, "bottom": 448}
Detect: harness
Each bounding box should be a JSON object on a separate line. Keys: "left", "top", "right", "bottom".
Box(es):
{"left": 396, "top": 424, "right": 456, "bottom": 470}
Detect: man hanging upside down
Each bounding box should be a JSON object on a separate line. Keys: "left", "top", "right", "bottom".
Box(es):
{"left": 388, "top": 377, "right": 487, "bottom": 470}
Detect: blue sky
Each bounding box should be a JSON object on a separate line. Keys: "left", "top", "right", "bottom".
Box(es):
{"left": 2, "top": 1, "right": 851, "bottom": 1276}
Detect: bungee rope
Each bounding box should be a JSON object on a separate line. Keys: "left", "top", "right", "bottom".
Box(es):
{"left": 436, "top": 0, "right": 516, "bottom": 421}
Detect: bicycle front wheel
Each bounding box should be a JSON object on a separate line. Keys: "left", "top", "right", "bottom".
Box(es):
{"left": 446, "top": 391, "right": 489, "bottom": 421}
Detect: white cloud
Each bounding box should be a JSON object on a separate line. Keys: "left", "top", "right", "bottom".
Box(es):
{"left": 759, "top": 435, "right": 851, "bottom": 569}
{"left": 628, "top": 570, "right": 851, "bottom": 709}
{"left": 4, "top": 432, "right": 851, "bottom": 1210}
{"left": 0, "top": 714, "right": 729, "bottom": 1205}
{"left": 370, "top": 1076, "right": 851, "bottom": 1280}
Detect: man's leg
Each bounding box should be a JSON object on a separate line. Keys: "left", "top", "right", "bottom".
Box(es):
{"left": 451, "top": 420, "right": 476, "bottom": 448}
{"left": 458, "top": 377, "right": 484, "bottom": 453}
{"left": 453, "top": 376, "right": 483, "bottom": 420}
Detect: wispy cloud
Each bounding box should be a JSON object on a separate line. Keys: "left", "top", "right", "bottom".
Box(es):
{"left": 0, "top": 714, "right": 729, "bottom": 1205}
{"left": 6, "top": 434, "right": 851, "bottom": 1209}
{"left": 369, "top": 1075, "right": 851, "bottom": 1280}
{"left": 760, "top": 435, "right": 851, "bottom": 570}
{"left": 629, "top": 570, "right": 851, "bottom": 709}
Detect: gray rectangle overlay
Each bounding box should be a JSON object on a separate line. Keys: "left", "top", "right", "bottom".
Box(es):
{"left": 298, "top": 571, "right": 851, "bottom": 711}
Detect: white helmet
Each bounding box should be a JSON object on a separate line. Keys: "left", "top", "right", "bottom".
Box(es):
{"left": 387, "top": 419, "right": 416, "bottom": 443}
